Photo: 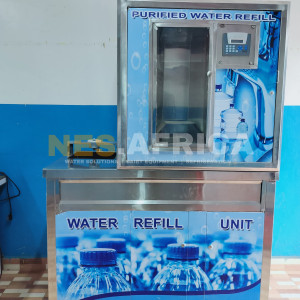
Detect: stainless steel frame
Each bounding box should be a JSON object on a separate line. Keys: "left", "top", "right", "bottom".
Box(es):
{"left": 118, "top": 0, "right": 290, "bottom": 170}
{"left": 44, "top": 163, "right": 278, "bottom": 300}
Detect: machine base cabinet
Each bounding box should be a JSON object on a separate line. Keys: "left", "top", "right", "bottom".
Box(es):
{"left": 55, "top": 210, "right": 264, "bottom": 300}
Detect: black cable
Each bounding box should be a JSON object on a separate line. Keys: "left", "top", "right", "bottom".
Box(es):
{"left": 0, "top": 172, "right": 21, "bottom": 221}
{"left": 7, "top": 183, "right": 12, "bottom": 221}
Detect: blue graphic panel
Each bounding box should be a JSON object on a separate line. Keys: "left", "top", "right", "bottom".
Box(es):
{"left": 126, "top": 8, "right": 281, "bottom": 165}
{"left": 55, "top": 211, "right": 264, "bottom": 300}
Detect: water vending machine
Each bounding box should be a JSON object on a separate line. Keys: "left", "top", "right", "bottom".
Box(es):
{"left": 44, "top": 1, "right": 289, "bottom": 299}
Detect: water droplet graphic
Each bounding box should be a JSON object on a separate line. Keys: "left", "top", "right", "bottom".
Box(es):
{"left": 131, "top": 52, "right": 141, "bottom": 71}
{"left": 141, "top": 98, "right": 147, "bottom": 107}
{"left": 143, "top": 21, "right": 147, "bottom": 31}
{"left": 142, "top": 64, "right": 148, "bottom": 73}
{"left": 200, "top": 225, "right": 207, "bottom": 235}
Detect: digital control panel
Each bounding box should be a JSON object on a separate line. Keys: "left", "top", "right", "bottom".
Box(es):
{"left": 216, "top": 22, "right": 260, "bottom": 69}
{"left": 223, "top": 32, "right": 251, "bottom": 56}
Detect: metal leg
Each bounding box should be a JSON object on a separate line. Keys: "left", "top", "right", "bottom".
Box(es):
{"left": 47, "top": 179, "right": 58, "bottom": 300}
{"left": 260, "top": 181, "right": 276, "bottom": 300}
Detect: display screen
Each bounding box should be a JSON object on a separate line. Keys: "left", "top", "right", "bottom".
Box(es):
{"left": 231, "top": 39, "right": 244, "bottom": 43}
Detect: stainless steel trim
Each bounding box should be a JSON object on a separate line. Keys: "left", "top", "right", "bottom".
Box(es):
{"left": 59, "top": 179, "right": 262, "bottom": 184}
{"left": 43, "top": 161, "right": 278, "bottom": 182}
{"left": 59, "top": 180, "right": 262, "bottom": 208}
{"left": 59, "top": 200, "right": 260, "bottom": 205}
{"left": 118, "top": 164, "right": 279, "bottom": 171}
{"left": 118, "top": 0, "right": 129, "bottom": 168}
{"left": 46, "top": 179, "right": 57, "bottom": 300}
{"left": 272, "top": 5, "right": 290, "bottom": 172}
{"left": 123, "top": 0, "right": 289, "bottom": 11}
{"left": 260, "top": 181, "right": 276, "bottom": 300}
{"left": 58, "top": 201, "right": 261, "bottom": 213}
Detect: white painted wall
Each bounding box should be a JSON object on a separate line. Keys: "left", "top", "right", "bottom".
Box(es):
{"left": 0, "top": 0, "right": 297, "bottom": 105}
{"left": 0, "top": 0, "right": 117, "bottom": 105}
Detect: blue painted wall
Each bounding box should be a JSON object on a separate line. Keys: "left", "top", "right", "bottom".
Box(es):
{"left": 0, "top": 104, "right": 298, "bottom": 257}
{"left": 273, "top": 106, "right": 300, "bottom": 256}
{"left": 0, "top": 105, "right": 117, "bottom": 258}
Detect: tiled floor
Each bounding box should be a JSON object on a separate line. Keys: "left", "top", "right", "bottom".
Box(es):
{"left": 269, "top": 259, "right": 300, "bottom": 300}
{"left": 0, "top": 270, "right": 48, "bottom": 300}
{"left": 0, "top": 258, "right": 299, "bottom": 299}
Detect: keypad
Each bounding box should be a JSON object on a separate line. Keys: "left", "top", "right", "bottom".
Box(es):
{"left": 225, "top": 44, "right": 247, "bottom": 55}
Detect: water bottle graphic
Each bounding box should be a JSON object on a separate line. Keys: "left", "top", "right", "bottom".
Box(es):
{"left": 214, "top": 91, "right": 233, "bottom": 134}
{"left": 220, "top": 104, "right": 248, "bottom": 161}
{"left": 250, "top": 238, "right": 263, "bottom": 272}
{"left": 237, "top": 118, "right": 248, "bottom": 140}
{"left": 220, "top": 104, "right": 243, "bottom": 141}
{"left": 96, "top": 238, "right": 131, "bottom": 282}
{"left": 130, "top": 234, "right": 148, "bottom": 268}
{"left": 66, "top": 249, "right": 130, "bottom": 300}
{"left": 234, "top": 77, "right": 256, "bottom": 138}
{"left": 56, "top": 236, "right": 79, "bottom": 299}
{"left": 192, "top": 234, "right": 218, "bottom": 273}
{"left": 131, "top": 236, "right": 153, "bottom": 289}
{"left": 135, "top": 234, "right": 177, "bottom": 290}
{"left": 152, "top": 244, "right": 212, "bottom": 292}
{"left": 209, "top": 241, "right": 260, "bottom": 291}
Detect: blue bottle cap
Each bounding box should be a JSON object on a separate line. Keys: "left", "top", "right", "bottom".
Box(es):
{"left": 223, "top": 241, "right": 253, "bottom": 255}
{"left": 96, "top": 238, "right": 126, "bottom": 253}
{"left": 192, "top": 234, "right": 214, "bottom": 245}
{"left": 152, "top": 234, "right": 177, "bottom": 248}
{"left": 131, "top": 236, "right": 143, "bottom": 248}
{"left": 230, "top": 103, "right": 234, "bottom": 108}
{"left": 80, "top": 248, "right": 117, "bottom": 267}
{"left": 215, "top": 84, "right": 222, "bottom": 91}
{"left": 167, "top": 244, "right": 199, "bottom": 260}
{"left": 213, "top": 231, "right": 230, "bottom": 242}
{"left": 56, "top": 236, "right": 79, "bottom": 248}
